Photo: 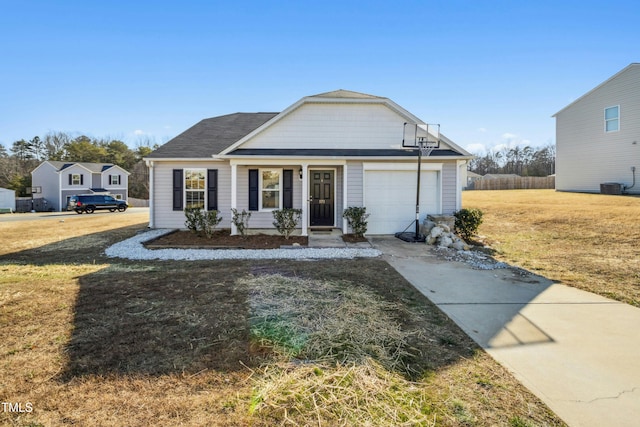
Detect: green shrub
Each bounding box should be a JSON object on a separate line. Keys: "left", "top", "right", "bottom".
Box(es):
{"left": 184, "top": 208, "right": 222, "bottom": 238}
{"left": 201, "top": 210, "right": 223, "bottom": 238}
{"left": 231, "top": 208, "right": 251, "bottom": 237}
{"left": 454, "top": 208, "right": 484, "bottom": 241}
{"left": 272, "top": 208, "right": 302, "bottom": 240}
{"left": 184, "top": 208, "right": 204, "bottom": 234}
{"left": 343, "top": 207, "right": 370, "bottom": 237}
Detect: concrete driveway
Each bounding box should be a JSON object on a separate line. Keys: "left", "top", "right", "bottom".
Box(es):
{"left": 371, "top": 236, "right": 640, "bottom": 427}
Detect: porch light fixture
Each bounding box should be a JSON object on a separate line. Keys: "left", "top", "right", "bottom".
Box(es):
{"left": 299, "top": 168, "right": 303, "bottom": 180}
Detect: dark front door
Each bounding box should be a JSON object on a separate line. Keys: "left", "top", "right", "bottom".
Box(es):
{"left": 310, "top": 170, "right": 334, "bottom": 226}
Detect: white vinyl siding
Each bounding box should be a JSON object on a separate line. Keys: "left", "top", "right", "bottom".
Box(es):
{"left": 441, "top": 162, "right": 458, "bottom": 214}
{"left": 240, "top": 103, "right": 408, "bottom": 150}
{"left": 346, "top": 161, "right": 363, "bottom": 207}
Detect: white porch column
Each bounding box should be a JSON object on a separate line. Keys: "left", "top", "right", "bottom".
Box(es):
{"left": 456, "top": 160, "right": 467, "bottom": 211}
{"left": 147, "top": 160, "right": 154, "bottom": 228}
{"left": 230, "top": 163, "right": 238, "bottom": 235}
{"left": 342, "top": 163, "right": 348, "bottom": 233}
{"left": 301, "top": 163, "right": 309, "bottom": 236}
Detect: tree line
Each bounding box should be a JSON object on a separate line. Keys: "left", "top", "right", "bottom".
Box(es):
{"left": 0, "top": 132, "right": 158, "bottom": 198}
{"left": 467, "top": 144, "right": 555, "bottom": 177}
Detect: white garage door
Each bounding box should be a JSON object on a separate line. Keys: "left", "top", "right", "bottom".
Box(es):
{"left": 364, "top": 169, "right": 438, "bottom": 235}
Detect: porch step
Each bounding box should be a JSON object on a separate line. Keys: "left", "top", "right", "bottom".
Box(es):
{"left": 308, "top": 229, "right": 346, "bottom": 248}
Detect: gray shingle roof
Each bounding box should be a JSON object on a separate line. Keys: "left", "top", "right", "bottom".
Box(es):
{"left": 47, "top": 161, "right": 117, "bottom": 173}
{"left": 146, "top": 112, "right": 278, "bottom": 158}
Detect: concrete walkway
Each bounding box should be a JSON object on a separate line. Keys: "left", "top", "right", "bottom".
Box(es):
{"left": 371, "top": 236, "right": 640, "bottom": 427}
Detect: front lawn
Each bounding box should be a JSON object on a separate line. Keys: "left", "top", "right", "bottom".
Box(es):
{"left": 463, "top": 189, "right": 640, "bottom": 307}
{"left": 0, "top": 213, "right": 564, "bottom": 426}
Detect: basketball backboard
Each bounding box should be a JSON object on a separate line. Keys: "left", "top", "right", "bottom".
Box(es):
{"left": 402, "top": 123, "right": 440, "bottom": 148}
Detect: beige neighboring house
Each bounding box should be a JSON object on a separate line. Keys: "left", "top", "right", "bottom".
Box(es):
{"left": 553, "top": 63, "right": 640, "bottom": 194}
{"left": 31, "top": 161, "right": 130, "bottom": 211}
{"left": 145, "top": 90, "right": 473, "bottom": 235}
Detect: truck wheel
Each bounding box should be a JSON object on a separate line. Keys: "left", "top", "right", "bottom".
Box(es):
{"left": 85, "top": 206, "right": 95, "bottom": 214}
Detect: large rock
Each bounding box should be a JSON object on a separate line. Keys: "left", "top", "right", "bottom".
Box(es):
{"left": 427, "top": 214, "right": 455, "bottom": 231}
{"left": 438, "top": 235, "right": 453, "bottom": 248}
{"left": 429, "top": 226, "right": 444, "bottom": 239}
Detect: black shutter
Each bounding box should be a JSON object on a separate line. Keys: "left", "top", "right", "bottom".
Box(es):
{"left": 283, "top": 169, "right": 293, "bottom": 209}
{"left": 68, "top": 174, "right": 72, "bottom": 185}
{"left": 173, "top": 169, "right": 183, "bottom": 211}
{"left": 207, "top": 169, "right": 218, "bottom": 211}
{"left": 249, "top": 169, "right": 259, "bottom": 211}
{"left": 80, "top": 175, "right": 84, "bottom": 185}
{"left": 118, "top": 174, "right": 121, "bottom": 185}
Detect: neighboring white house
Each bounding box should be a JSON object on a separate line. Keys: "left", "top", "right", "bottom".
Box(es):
{"left": 145, "top": 90, "right": 473, "bottom": 235}
{"left": 553, "top": 63, "right": 640, "bottom": 194}
{"left": 0, "top": 187, "right": 15, "bottom": 212}
{"left": 31, "top": 161, "right": 130, "bottom": 211}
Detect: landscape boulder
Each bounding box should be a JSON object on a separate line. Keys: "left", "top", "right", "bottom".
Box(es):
{"left": 422, "top": 215, "right": 470, "bottom": 251}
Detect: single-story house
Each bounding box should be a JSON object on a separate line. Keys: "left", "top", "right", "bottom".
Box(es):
{"left": 145, "top": 90, "right": 473, "bottom": 235}
{"left": 31, "top": 161, "right": 130, "bottom": 211}
{"left": 553, "top": 63, "right": 640, "bottom": 194}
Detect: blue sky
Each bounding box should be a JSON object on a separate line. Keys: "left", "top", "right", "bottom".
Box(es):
{"left": 1, "top": 0, "right": 637, "bottom": 154}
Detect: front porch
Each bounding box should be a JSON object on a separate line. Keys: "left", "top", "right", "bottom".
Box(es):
{"left": 229, "top": 159, "right": 350, "bottom": 236}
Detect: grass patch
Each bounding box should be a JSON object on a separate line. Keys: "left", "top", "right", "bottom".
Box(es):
{"left": 464, "top": 190, "right": 640, "bottom": 306}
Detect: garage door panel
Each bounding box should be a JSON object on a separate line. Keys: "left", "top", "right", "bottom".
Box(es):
{"left": 364, "top": 170, "right": 437, "bottom": 234}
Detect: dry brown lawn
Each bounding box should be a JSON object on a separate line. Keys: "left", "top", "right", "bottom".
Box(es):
{"left": 0, "top": 210, "right": 565, "bottom": 426}
{"left": 463, "top": 189, "right": 640, "bottom": 307}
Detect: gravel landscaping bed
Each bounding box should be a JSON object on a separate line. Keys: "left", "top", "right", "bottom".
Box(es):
{"left": 105, "top": 229, "right": 382, "bottom": 261}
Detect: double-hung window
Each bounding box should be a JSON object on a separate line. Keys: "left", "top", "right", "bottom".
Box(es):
{"left": 109, "top": 175, "right": 121, "bottom": 185}
{"left": 605, "top": 105, "right": 619, "bottom": 132}
{"left": 260, "top": 169, "right": 281, "bottom": 210}
{"left": 72, "top": 174, "right": 81, "bottom": 185}
{"left": 185, "top": 169, "right": 206, "bottom": 209}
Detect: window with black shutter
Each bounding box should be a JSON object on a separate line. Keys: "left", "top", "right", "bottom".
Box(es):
{"left": 249, "top": 169, "right": 258, "bottom": 211}
{"left": 207, "top": 169, "right": 218, "bottom": 211}
{"left": 173, "top": 169, "right": 183, "bottom": 210}
{"left": 283, "top": 169, "right": 293, "bottom": 209}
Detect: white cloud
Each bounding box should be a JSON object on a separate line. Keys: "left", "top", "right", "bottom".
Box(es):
{"left": 465, "top": 143, "right": 487, "bottom": 154}
{"left": 134, "top": 129, "right": 145, "bottom": 135}
{"left": 501, "top": 132, "right": 517, "bottom": 140}
{"left": 477, "top": 127, "right": 487, "bottom": 133}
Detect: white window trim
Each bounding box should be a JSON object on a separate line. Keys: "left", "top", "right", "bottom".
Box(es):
{"left": 72, "top": 174, "right": 81, "bottom": 185}
{"left": 604, "top": 105, "right": 620, "bottom": 133}
{"left": 184, "top": 168, "right": 207, "bottom": 210}
{"left": 109, "top": 174, "right": 121, "bottom": 185}
{"left": 259, "top": 168, "right": 283, "bottom": 212}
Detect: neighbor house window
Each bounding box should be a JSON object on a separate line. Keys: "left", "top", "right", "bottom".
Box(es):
{"left": 109, "top": 175, "right": 121, "bottom": 185}
{"left": 605, "top": 105, "right": 619, "bottom": 132}
{"left": 260, "top": 169, "right": 281, "bottom": 210}
{"left": 72, "top": 174, "right": 81, "bottom": 185}
{"left": 185, "top": 169, "right": 206, "bottom": 209}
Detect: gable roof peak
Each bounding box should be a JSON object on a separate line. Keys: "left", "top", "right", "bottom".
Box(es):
{"left": 553, "top": 62, "right": 640, "bottom": 117}
{"left": 309, "top": 89, "right": 385, "bottom": 99}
